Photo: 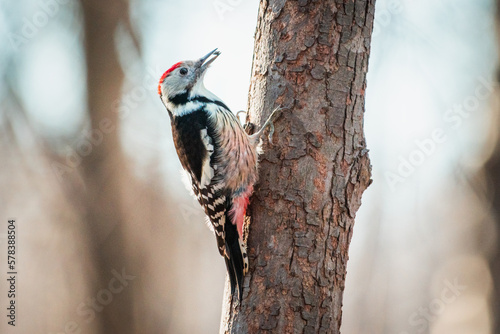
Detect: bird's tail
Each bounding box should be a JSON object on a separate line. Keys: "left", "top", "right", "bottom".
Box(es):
{"left": 224, "top": 214, "right": 246, "bottom": 300}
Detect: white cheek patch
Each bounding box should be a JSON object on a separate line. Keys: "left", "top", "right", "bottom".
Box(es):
{"left": 200, "top": 128, "right": 215, "bottom": 188}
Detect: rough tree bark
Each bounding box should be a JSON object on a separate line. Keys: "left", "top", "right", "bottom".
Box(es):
{"left": 221, "top": 0, "right": 374, "bottom": 333}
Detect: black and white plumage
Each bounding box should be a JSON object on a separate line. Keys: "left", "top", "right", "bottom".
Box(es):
{"left": 158, "top": 49, "right": 280, "bottom": 300}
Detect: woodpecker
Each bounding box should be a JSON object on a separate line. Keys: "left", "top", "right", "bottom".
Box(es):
{"left": 158, "top": 49, "right": 280, "bottom": 299}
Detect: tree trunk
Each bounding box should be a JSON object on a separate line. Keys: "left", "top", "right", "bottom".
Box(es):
{"left": 221, "top": 0, "right": 374, "bottom": 333}
{"left": 486, "top": 134, "right": 500, "bottom": 334}
{"left": 80, "top": 1, "right": 134, "bottom": 333}
{"left": 486, "top": 3, "right": 500, "bottom": 333}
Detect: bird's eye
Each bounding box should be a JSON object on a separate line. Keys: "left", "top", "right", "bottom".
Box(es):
{"left": 179, "top": 68, "right": 188, "bottom": 75}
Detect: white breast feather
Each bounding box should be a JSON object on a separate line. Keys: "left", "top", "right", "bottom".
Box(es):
{"left": 200, "top": 128, "right": 215, "bottom": 188}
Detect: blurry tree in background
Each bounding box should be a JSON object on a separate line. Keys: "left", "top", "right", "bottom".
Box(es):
{"left": 79, "top": 0, "right": 134, "bottom": 332}
{"left": 485, "top": 107, "right": 500, "bottom": 333}
{"left": 221, "top": 1, "right": 374, "bottom": 333}
{"left": 342, "top": 1, "right": 497, "bottom": 334}
{"left": 485, "top": 1, "right": 500, "bottom": 332}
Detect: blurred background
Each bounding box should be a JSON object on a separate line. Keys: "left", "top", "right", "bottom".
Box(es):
{"left": 0, "top": 0, "right": 498, "bottom": 333}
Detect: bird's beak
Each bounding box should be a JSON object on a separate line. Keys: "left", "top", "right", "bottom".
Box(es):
{"left": 196, "top": 48, "right": 221, "bottom": 74}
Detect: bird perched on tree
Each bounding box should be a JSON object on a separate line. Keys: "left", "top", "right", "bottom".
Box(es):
{"left": 158, "top": 49, "right": 280, "bottom": 300}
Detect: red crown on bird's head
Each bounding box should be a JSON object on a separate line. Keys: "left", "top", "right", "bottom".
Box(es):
{"left": 158, "top": 62, "right": 182, "bottom": 95}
